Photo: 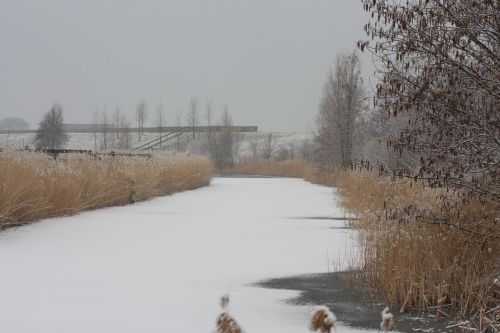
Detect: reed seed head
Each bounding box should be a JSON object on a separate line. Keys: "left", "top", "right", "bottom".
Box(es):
{"left": 220, "top": 294, "right": 230, "bottom": 310}
{"left": 309, "top": 306, "right": 337, "bottom": 333}
{"left": 380, "top": 307, "right": 394, "bottom": 332}
{"left": 216, "top": 312, "right": 243, "bottom": 333}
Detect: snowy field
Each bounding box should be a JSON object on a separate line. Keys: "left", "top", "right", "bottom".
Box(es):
{"left": 0, "top": 131, "right": 313, "bottom": 157}
{"left": 0, "top": 177, "right": 374, "bottom": 333}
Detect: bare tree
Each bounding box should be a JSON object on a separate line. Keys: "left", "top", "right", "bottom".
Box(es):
{"left": 135, "top": 99, "right": 147, "bottom": 142}
{"left": 204, "top": 99, "right": 215, "bottom": 156}
{"left": 186, "top": 97, "right": 199, "bottom": 140}
{"left": 156, "top": 102, "right": 165, "bottom": 148}
{"left": 101, "top": 106, "right": 109, "bottom": 150}
{"left": 34, "top": 103, "right": 68, "bottom": 150}
{"left": 112, "top": 107, "right": 121, "bottom": 146}
{"left": 205, "top": 99, "right": 214, "bottom": 128}
{"left": 211, "top": 106, "right": 241, "bottom": 169}
{"left": 261, "top": 133, "right": 275, "bottom": 161}
{"left": 93, "top": 109, "right": 99, "bottom": 152}
{"left": 118, "top": 113, "right": 131, "bottom": 149}
{"left": 175, "top": 110, "right": 183, "bottom": 150}
{"left": 315, "top": 51, "right": 364, "bottom": 168}
{"left": 299, "top": 137, "right": 314, "bottom": 161}
{"left": 275, "top": 143, "right": 295, "bottom": 161}
{"left": 249, "top": 138, "right": 260, "bottom": 161}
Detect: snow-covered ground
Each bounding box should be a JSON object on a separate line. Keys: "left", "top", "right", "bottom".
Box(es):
{"left": 0, "top": 177, "right": 373, "bottom": 333}
{"left": 0, "top": 131, "right": 313, "bottom": 158}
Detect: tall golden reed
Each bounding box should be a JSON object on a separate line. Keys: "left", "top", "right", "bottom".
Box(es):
{"left": 0, "top": 151, "right": 214, "bottom": 230}
{"left": 336, "top": 171, "right": 499, "bottom": 323}
{"left": 228, "top": 160, "right": 309, "bottom": 178}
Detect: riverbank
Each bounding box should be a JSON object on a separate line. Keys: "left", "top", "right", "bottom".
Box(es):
{"left": 256, "top": 272, "right": 463, "bottom": 333}
{"left": 0, "top": 150, "right": 214, "bottom": 230}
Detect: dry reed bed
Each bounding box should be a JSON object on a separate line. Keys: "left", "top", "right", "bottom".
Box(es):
{"left": 228, "top": 160, "right": 338, "bottom": 187}
{"left": 335, "top": 171, "right": 499, "bottom": 323}
{"left": 228, "top": 160, "right": 310, "bottom": 178}
{"left": 231, "top": 161, "right": 500, "bottom": 327}
{"left": 0, "top": 151, "right": 214, "bottom": 230}
{"left": 309, "top": 169, "right": 499, "bottom": 328}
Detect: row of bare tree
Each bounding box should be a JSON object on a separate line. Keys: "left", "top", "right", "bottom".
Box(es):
{"left": 32, "top": 97, "right": 243, "bottom": 171}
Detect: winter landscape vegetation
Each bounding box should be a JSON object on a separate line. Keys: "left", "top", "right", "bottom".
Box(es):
{"left": 0, "top": 0, "right": 499, "bottom": 332}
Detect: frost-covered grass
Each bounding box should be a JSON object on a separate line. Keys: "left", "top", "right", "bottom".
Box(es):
{"left": 0, "top": 151, "right": 213, "bottom": 229}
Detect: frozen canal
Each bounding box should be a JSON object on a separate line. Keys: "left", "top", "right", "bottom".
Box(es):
{"left": 0, "top": 177, "right": 372, "bottom": 332}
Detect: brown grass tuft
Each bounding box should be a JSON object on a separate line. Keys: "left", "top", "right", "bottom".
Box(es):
{"left": 309, "top": 306, "right": 337, "bottom": 333}
{"left": 216, "top": 294, "right": 244, "bottom": 333}
{"left": 0, "top": 150, "right": 214, "bottom": 230}
{"left": 216, "top": 313, "right": 244, "bottom": 333}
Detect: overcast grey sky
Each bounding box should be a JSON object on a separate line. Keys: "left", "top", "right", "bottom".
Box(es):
{"left": 0, "top": 0, "right": 371, "bottom": 131}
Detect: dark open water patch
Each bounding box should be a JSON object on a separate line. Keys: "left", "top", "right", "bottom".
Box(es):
{"left": 328, "top": 226, "right": 353, "bottom": 230}
{"left": 254, "top": 272, "right": 462, "bottom": 332}
{"left": 216, "top": 174, "right": 289, "bottom": 178}
{"left": 290, "top": 216, "right": 360, "bottom": 221}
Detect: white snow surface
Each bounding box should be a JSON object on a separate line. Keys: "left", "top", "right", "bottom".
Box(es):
{"left": 0, "top": 177, "right": 374, "bottom": 332}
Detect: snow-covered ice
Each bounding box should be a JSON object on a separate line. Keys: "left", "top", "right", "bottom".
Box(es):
{"left": 0, "top": 177, "right": 374, "bottom": 332}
